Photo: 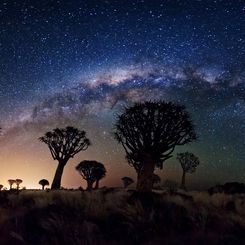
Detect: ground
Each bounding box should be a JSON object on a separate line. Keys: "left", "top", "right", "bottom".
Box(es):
{"left": 0, "top": 188, "right": 244, "bottom": 244}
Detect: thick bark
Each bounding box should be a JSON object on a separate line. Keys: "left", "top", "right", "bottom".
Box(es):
{"left": 137, "top": 154, "right": 155, "bottom": 192}
{"left": 51, "top": 161, "right": 66, "bottom": 189}
{"left": 180, "top": 171, "right": 186, "bottom": 190}
{"left": 94, "top": 180, "right": 99, "bottom": 189}
{"left": 86, "top": 180, "right": 94, "bottom": 191}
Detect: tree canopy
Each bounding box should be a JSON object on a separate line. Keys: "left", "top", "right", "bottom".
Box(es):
{"left": 40, "top": 126, "right": 90, "bottom": 162}
{"left": 8, "top": 179, "right": 16, "bottom": 189}
{"left": 76, "top": 160, "right": 106, "bottom": 190}
{"left": 39, "top": 179, "right": 49, "bottom": 190}
{"left": 114, "top": 100, "right": 197, "bottom": 192}
{"left": 114, "top": 101, "right": 197, "bottom": 173}
{"left": 177, "top": 152, "right": 200, "bottom": 173}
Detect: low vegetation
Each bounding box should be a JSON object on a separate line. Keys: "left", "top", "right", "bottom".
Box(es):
{"left": 0, "top": 187, "right": 244, "bottom": 244}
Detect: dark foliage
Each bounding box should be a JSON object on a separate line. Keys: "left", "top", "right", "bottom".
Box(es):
{"left": 39, "top": 179, "right": 49, "bottom": 190}
{"left": 76, "top": 160, "right": 106, "bottom": 190}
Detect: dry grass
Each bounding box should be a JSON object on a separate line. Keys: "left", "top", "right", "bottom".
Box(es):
{"left": 0, "top": 188, "right": 244, "bottom": 244}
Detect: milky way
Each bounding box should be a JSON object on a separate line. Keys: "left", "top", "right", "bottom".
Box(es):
{"left": 0, "top": 0, "right": 244, "bottom": 189}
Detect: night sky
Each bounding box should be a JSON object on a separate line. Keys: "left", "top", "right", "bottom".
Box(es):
{"left": 0, "top": 0, "right": 244, "bottom": 189}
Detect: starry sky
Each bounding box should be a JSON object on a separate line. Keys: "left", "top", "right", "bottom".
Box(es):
{"left": 0, "top": 0, "right": 244, "bottom": 189}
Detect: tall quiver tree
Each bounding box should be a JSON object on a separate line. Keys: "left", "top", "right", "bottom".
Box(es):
{"left": 177, "top": 152, "right": 200, "bottom": 190}
{"left": 114, "top": 101, "right": 197, "bottom": 192}
{"left": 15, "top": 179, "right": 23, "bottom": 190}
{"left": 39, "top": 126, "right": 90, "bottom": 189}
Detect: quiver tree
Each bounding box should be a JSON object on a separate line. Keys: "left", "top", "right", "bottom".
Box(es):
{"left": 114, "top": 100, "right": 197, "bottom": 192}
{"left": 8, "top": 179, "right": 16, "bottom": 190}
{"left": 39, "top": 179, "right": 49, "bottom": 190}
{"left": 76, "top": 160, "right": 106, "bottom": 191}
{"left": 121, "top": 176, "right": 134, "bottom": 188}
{"left": 177, "top": 152, "right": 200, "bottom": 190}
{"left": 15, "top": 179, "right": 23, "bottom": 190}
{"left": 39, "top": 126, "right": 90, "bottom": 189}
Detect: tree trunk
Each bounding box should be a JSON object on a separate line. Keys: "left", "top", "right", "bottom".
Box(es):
{"left": 94, "top": 180, "right": 99, "bottom": 189}
{"left": 51, "top": 161, "right": 66, "bottom": 190}
{"left": 42, "top": 185, "right": 44, "bottom": 190}
{"left": 86, "top": 180, "right": 94, "bottom": 191}
{"left": 180, "top": 171, "right": 186, "bottom": 190}
{"left": 137, "top": 153, "right": 155, "bottom": 192}
{"left": 16, "top": 184, "right": 19, "bottom": 190}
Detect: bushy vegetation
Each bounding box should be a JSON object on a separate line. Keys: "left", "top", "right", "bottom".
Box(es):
{"left": 0, "top": 188, "right": 244, "bottom": 244}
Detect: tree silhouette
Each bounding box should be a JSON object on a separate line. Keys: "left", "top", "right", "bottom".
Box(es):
{"left": 152, "top": 174, "right": 161, "bottom": 186}
{"left": 39, "top": 179, "right": 49, "bottom": 190}
{"left": 0, "top": 184, "right": 3, "bottom": 191}
{"left": 114, "top": 101, "right": 196, "bottom": 192}
{"left": 121, "top": 176, "right": 134, "bottom": 188}
{"left": 93, "top": 163, "right": 106, "bottom": 189}
{"left": 8, "top": 179, "right": 16, "bottom": 190}
{"left": 177, "top": 152, "right": 200, "bottom": 190}
{"left": 39, "top": 126, "right": 90, "bottom": 189}
{"left": 15, "top": 179, "right": 23, "bottom": 190}
{"left": 76, "top": 160, "right": 105, "bottom": 191}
